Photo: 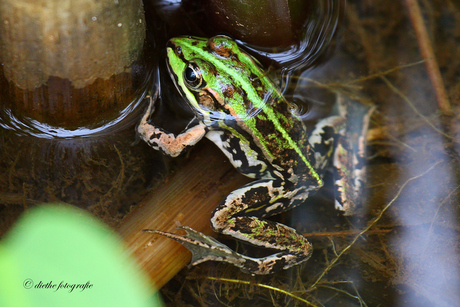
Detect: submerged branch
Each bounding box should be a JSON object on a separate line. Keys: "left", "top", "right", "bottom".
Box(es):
{"left": 404, "top": 0, "right": 451, "bottom": 112}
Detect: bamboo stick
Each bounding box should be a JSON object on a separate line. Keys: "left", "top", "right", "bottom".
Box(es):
{"left": 117, "top": 143, "right": 251, "bottom": 290}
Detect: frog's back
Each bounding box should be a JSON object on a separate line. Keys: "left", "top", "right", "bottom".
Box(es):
{"left": 168, "top": 35, "right": 321, "bottom": 185}
{"left": 213, "top": 90, "right": 319, "bottom": 184}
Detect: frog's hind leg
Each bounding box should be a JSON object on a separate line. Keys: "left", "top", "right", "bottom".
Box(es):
{"left": 331, "top": 97, "right": 375, "bottom": 215}
{"left": 211, "top": 179, "right": 315, "bottom": 274}
{"left": 308, "top": 115, "right": 345, "bottom": 174}
{"left": 145, "top": 179, "right": 315, "bottom": 275}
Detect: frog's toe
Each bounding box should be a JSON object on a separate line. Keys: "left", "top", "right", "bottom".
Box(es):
{"left": 143, "top": 226, "right": 244, "bottom": 267}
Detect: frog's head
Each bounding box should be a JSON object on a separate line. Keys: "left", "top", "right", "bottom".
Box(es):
{"left": 166, "top": 35, "right": 269, "bottom": 123}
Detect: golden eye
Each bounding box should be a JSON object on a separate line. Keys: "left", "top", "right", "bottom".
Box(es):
{"left": 183, "top": 62, "right": 203, "bottom": 89}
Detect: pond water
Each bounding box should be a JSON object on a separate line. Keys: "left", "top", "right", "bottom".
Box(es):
{"left": 0, "top": 0, "right": 458, "bottom": 306}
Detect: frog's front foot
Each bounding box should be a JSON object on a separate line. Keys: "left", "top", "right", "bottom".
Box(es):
{"left": 143, "top": 226, "right": 312, "bottom": 275}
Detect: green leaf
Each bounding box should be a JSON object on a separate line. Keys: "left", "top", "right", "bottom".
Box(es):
{"left": 0, "top": 204, "right": 163, "bottom": 307}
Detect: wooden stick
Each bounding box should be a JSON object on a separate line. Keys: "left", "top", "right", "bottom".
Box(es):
{"left": 117, "top": 143, "right": 251, "bottom": 290}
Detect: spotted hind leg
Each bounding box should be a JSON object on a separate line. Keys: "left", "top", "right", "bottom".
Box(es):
{"left": 144, "top": 178, "right": 317, "bottom": 274}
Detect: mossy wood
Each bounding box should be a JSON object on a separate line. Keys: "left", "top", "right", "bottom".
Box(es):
{"left": 0, "top": 0, "right": 145, "bottom": 128}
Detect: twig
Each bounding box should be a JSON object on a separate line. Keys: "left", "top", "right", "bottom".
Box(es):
{"left": 303, "top": 228, "right": 392, "bottom": 238}
{"left": 317, "top": 284, "right": 367, "bottom": 307}
{"left": 346, "top": 59, "right": 428, "bottom": 84}
{"left": 381, "top": 76, "right": 452, "bottom": 139}
{"left": 421, "top": 184, "right": 460, "bottom": 258}
{"left": 309, "top": 161, "right": 442, "bottom": 290}
{"left": 404, "top": 0, "right": 451, "bottom": 112}
{"left": 205, "top": 276, "right": 318, "bottom": 306}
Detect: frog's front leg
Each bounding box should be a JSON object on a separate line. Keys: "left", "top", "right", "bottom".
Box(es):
{"left": 137, "top": 96, "right": 207, "bottom": 157}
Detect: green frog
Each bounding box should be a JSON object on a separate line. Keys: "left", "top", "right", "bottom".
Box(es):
{"left": 139, "top": 35, "right": 374, "bottom": 275}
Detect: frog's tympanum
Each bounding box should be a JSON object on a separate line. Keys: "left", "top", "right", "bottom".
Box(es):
{"left": 139, "top": 36, "right": 374, "bottom": 275}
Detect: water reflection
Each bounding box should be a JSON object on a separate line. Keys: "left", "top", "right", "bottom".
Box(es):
{"left": 0, "top": 92, "right": 147, "bottom": 139}
{"left": 239, "top": 0, "right": 344, "bottom": 74}
{"left": 391, "top": 123, "right": 460, "bottom": 306}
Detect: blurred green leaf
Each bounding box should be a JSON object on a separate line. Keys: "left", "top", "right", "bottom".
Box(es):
{"left": 0, "top": 204, "right": 163, "bottom": 307}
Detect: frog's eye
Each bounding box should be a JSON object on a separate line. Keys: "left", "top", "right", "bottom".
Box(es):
{"left": 183, "top": 62, "right": 204, "bottom": 90}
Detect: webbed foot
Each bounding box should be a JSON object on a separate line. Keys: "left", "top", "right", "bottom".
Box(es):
{"left": 143, "top": 226, "right": 312, "bottom": 275}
